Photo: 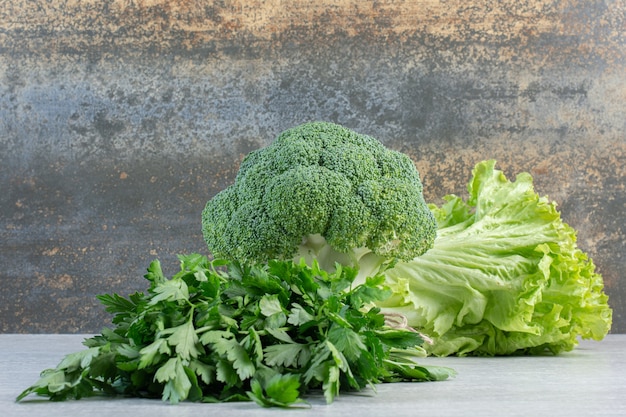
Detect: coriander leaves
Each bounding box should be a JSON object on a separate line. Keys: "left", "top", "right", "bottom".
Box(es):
{"left": 18, "top": 255, "right": 454, "bottom": 407}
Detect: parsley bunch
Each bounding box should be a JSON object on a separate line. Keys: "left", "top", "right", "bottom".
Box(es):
{"left": 18, "top": 255, "right": 454, "bottom": 407}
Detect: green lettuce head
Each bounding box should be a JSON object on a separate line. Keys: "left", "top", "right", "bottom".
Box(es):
{"left": 379, "top": 160, "right": 612, "bottom": 356}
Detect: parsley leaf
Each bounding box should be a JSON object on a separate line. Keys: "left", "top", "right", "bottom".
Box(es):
{"left": 248, "top": 373, "right": 305, "bottom": 408}
{"left": 163, "top": 320, "right": 202, "bottom": 361}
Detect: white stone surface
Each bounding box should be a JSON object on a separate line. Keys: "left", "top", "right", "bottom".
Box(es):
{"left": 2, "top": 334, "right": 624, "bottom": 417}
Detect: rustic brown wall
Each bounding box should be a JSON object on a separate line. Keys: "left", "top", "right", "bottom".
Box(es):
{"left": 1, "top": 0, "right": 624, "bottom": 333}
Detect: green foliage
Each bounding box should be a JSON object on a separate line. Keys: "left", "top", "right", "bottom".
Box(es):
{"left": 17, "top": 255, "right": 454, "bottom": 406}
{"left": 201, "top": 121, "right": 436, "bottom": 267}
{"left": 379, "top": 160, "right": 613, "bottom": 356}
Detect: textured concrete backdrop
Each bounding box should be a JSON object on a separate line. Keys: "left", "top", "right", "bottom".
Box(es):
{"left": 1, "top": 0, "right": 624, "bottom": 333}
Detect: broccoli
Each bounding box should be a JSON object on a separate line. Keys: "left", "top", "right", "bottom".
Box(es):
{"left": 201, "top": 122, "right": 436, "bottom": 271}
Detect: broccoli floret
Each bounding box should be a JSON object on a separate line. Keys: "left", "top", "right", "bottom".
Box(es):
{"left": 201, "top": 122, "right": 436, "bottom": 269}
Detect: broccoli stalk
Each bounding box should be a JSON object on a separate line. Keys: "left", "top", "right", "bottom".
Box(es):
{"left": 294, "top": 233, "right": 394, "bottom": 281}
{"left": 201, "top": 122, "right": 436, "bottom": 273}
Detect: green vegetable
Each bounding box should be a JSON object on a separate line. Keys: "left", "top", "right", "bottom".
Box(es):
{"left": 17, "top": 122, "right": 612, "bottom": 411}
{"left": 378, "top": 160, "right": 612, "bottom": 356}
{"left": 201, "top": 121, "right": 436, "bottom": 271}
{"left": 201, "top": 121, "right": 611, "bottom": 356}
{"left": 17, "top": 255, "right": 454, "bottom": 406}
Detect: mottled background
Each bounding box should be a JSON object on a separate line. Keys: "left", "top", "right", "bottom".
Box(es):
{"left": 1, "top": 0, "right": 624, "bottom": 333}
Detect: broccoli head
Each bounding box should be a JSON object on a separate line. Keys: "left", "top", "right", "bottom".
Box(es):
{"left": 201, "top": 122, "right": 436, "bottom": 267}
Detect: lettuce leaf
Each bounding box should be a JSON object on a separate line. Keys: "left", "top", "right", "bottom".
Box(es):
{"left": 379, "top": 160, "right": 612, "bottom": 356}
